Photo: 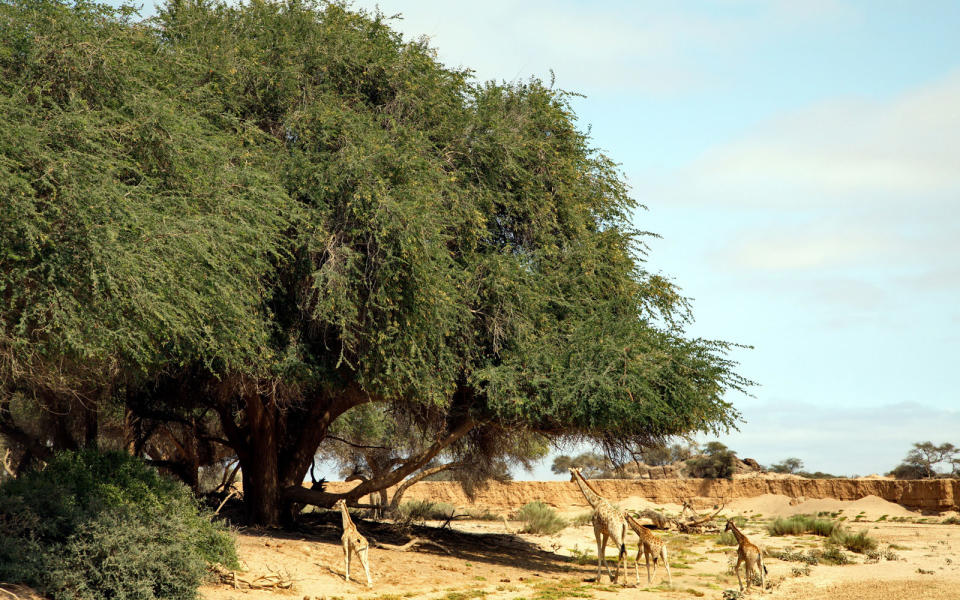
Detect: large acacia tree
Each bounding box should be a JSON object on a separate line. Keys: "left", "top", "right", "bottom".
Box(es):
{"left": 0, "top": 0, "right": 749, "bottom": 525}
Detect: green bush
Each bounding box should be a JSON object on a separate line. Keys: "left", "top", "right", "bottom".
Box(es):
{"left": 0, "top": 450, "right": 236, "bottom": 600}
{"left": 397, "top": 500, "right": 456, "bottom": 521}
{"left": 516, "top": 502, "right": 567, "bottom": 535}
{"left": 571, "top": 511, "right": 594, "bottom": 527}
{"left": 715, "top": 530, "right": 738, "bottom": 546}
{"left": 830, "top": 529, "right": 877, "bottom": 554}
{"left": 768, "top": 515, "right": 840, "bottom": 537}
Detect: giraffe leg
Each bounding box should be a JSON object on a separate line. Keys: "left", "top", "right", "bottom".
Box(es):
{"left": 735, "top": 554, "right": 744, "bottom": 591}
{"left": 617, "top": 523, "right": 627, "bottom": 584}
{"left": 343, "top": 540, "right": 351, "bottom": 582}
{"left": 646, "top": 547, "right": 653, "bottom": 583}
{"left": 600, "top": 533, "right": 615, "bottom": 582}
{"left": 634, "top": 548, "right": 642, "bottom": 585}
{"left": 759, "top": 554, "right": 766, "bottom": 593}
{"left": 595, "top": 527, "right": 607, "bottom": 582}
{"left": 662, "top": 545, "right": 671, "bottom": 586}
{"left": 359, "top": 547, "right": 372, "bottom": 587}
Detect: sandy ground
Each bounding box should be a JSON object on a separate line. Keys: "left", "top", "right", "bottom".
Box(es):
{"left": 202, "top": 493, "right": 960, "bottom": 600}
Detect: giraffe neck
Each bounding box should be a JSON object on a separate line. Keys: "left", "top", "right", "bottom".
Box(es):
{"left": 340, "top": 504, "right": 355, "bottom": 531}
{"left": 728, "top": 521, "right": 747, "bottom": 544}
{"left": 572, "top": 471, "right": 604, "bottom": 509}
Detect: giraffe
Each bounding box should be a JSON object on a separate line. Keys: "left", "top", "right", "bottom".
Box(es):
{"left": 334, "top": 499, "right": 373, "bottom": 587}
{"left": 568, "top": 468, "right": 627, "bottom": 584}
{"left": 725, "top": 519, "right": 766, "bottom": 593}
{"left": 624, "top": 513, "right": 671, "bottom": 586}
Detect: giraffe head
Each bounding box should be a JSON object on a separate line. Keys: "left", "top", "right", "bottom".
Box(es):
{"left": 568, "top": 467, "right": 581, "bottom": 483}
{"left": 334, "top": 499, "right": 348, "bottom": 511}
{"left": 724, "top": 519, "right": 735, "bottom": 532}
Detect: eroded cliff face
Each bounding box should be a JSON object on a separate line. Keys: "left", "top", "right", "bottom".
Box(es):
{"left": 326, "top": 478, "right": 960, "bottom": 512}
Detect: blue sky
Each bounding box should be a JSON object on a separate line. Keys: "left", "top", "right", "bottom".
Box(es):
{"left": 127, "top": 1, "right": 959, "bottom": 478}
{"left": 343, "top": 0, "right": 960, "bottom": 478}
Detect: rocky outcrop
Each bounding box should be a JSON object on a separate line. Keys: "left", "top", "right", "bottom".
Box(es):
{"left": 326, "top": 478, "right": 960, "bottom": 513}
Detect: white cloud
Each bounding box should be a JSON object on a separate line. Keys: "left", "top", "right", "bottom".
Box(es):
{"left": 669, "top": 71, "right": 960, "bottom": 207}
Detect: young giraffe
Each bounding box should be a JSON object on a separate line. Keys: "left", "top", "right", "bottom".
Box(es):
{"left": 568, "top": 468, "right": 627, "bottom": 584}
{"left": 624, "top": 513, "right": 671, "bottom": 586}
{"left": 725, "top": 519, "right": 766, "bottom": 593}
{"left": 334, "top": 499, "right": 373, "bottom": 587}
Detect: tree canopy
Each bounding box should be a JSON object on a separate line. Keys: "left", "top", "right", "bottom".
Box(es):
{"left": 0, "top": 0, "right": 750, "bottom": 525}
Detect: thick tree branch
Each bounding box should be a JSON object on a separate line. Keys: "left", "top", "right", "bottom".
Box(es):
{"left": 388, "top": 460, "right": 465, "bottom": 512}
{"left": 282, "top": 417, "right": 477, "bottom": 507}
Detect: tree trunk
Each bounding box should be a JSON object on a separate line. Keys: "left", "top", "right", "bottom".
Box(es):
{"left": 240, "top": 393, "right": 281, "bottom": 526}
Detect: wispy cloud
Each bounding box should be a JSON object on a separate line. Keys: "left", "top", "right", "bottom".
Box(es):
{"left": 666, "top": 71, "right": 960, "bottom": 207}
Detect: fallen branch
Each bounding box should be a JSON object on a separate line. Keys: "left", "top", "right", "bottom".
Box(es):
{"left": 208, "top": 564, "right": 294, "bottom": 590}
{"left": 372, "top": 536, "right": 452, "bottom": 555}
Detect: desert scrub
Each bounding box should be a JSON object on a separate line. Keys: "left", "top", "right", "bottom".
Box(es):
{"left": 830, "top": 529, "right": 877, "bottom": 554}
{"left": 397, "top": 500, "right": 456, "bottom": 521}
{"left": 571, "top": 511, "right": 594, "bottom": 526}
{"left": 814, "top": 546, "right": 853, "bottom": 565}
{"left": 768, "top": 549, "right": 819, "bottom": 565}
{"left": 715, "top": 530, "right": 739, "bottom": 546}
{"left": 768, "top": 515, "right": 841, "bottom": 537}
{"left": 517, "top": 501, "right": 568, "bottom": 534}
{"left": 0, "top": 449, "right": 236, "bottom": 600}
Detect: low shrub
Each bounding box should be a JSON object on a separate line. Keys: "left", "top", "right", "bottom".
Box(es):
{"left": 571, "top": 511, "right": 594, "bottom": 527}
{"left": 516, "top": 501, "right": 567, "bottom": 535}
{"left": 715, "top": 531, "right": 738, "bottom": 546}
{"left": 768, "top": 515, "right": 840, "bottom": 537}
{"left": 814, "top": 546, "right": 852, "bottom": 565}
{"left": 768, "top": 549, "right": 819, "bottom": 565}
{"left": 0, "top": 449, "right": 236, "bottom": 600}
{"left": 830, "top": 529, "right": 877, "bottom": 554}
{"left": 397, "top": 500, "right": 456, "bottom": 521}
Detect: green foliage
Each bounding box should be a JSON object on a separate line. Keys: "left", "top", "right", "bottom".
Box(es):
{"left": 639, "top": 442, "right": 696, "bottom": 466}
{"left": 815, "top": 546, "right": 853, "bottom": 565}
{"left": 0, "top": 450, "right": 236, "bottom": 600}
{"left": 830, "top": 529, "right": 877, "bottom": 554}
{"left": 0, "top": 0, "right": 750, "bottom": 524}
{"left": 769, "top": 549, "right": 819, "bottom": 565}
{"left": 768, "top": 457, "right": 803, "bottom": 474}
{"left": 551, "top": 452, "right": 617, "bottom": 478}
{"left": 571, "top": 511, "right": 595, "bottom": 527}
{"left": 715, "top": 530, "right": 738, "bottom": 546}
{"left": 396, "top": 500, "right": 456, "bottom": 522}
{"left": 686, "top": 442, "right": 738, "bottom": 479}
{"left": 768, "top": 515, "right": 841, "bottom": 537}
{"left": 890, "top": 442, "right": 959, "bottom": 479}
{"left": 516, "top": 501, "right": 568, "bottom": 535}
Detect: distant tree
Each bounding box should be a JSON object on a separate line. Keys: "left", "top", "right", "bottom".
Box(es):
{"left": 890, "top": 442, "right": 958, "bottom": 479}
{"left": 686, "top": 442, "right": 738, "bottom": 479}
{"left": 640, "top": 442, "right": 696, "bottom": 466}
{"left": 551, "top": 452, "right": 617, "bottom": 479}
{"left": 769, "top": 457, "right": 804, "bottom": 474}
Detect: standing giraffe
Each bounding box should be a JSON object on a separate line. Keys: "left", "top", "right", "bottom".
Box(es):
{"left": 624, "top": 513, "right": 671, "bottom": 586}
{"left": 725, "top": 519, "right": 766, "bottom": 593}
{"left": 568, "top": 468, "right": 627, "bottom": 584}
{"left": 334, "top": 499, "right": 373, "bottom": 587}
